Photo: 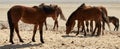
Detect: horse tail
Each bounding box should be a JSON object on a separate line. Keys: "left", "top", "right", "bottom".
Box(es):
{"left": 7, "top": 10, "right": 14, "bottom": 30}
{"left": 117, "top": 18, "right": 119, "bottom": 30}
{"left": 102, "top": 11, "right": 111, "bottom": 31}
{"left": 58, "top": 7, "right": 66, "bottom": 21}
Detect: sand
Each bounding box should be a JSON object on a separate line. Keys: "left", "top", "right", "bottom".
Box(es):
{"left": 0, "top": 3, "right": 120, "bottom": 49}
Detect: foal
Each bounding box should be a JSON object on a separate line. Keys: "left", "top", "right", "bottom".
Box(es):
{"left": 105, "top": 16, "right": 119, "bottom": 31}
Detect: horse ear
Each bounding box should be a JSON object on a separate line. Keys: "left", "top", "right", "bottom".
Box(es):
{"left": 39, "top": 3, "right": 44, "bottom": 7}
{"left": 55, "top": 5, "right": 58, "bottom": 8}
{"left": 41, "top": 3, "right": 45, "bottom": 5}
{"left": 82, "top": 3, "right": 85, "bottom": 5}
{"left": 50, "top": 4, "right": 52, "bottom": 6}
{"left": 80, "top": 3, "right": 86, "bottom": 7}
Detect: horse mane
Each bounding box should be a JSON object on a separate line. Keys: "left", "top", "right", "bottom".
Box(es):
{"left": 66, "top": 3, "right": 86, "bottom": 26}
{"left": 109, "top": 16, "right": 119, "bottom": 20}
{"left": 42, "top": 5, "right": 56, "bottom": 14}
{"left": 72, "top": 3, "right": 86, "bottom": 14}
{"left": 66, "top": 3, "right": 86, "bottom": 25}
{"left": 66, "top": 11, "right": 76, "bottom": 26}
{"left": 80, "top": 3, "right": 85, "bottom": 7}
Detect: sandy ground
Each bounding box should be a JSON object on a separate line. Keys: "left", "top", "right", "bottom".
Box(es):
{"left": 0, "top": 24, "right": 120, "bottom": 49}
{"left": 0, "top": 3, "right": 120, "bottom": 49}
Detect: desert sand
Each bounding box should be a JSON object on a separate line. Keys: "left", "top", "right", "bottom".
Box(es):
{"left": 0, "top": 3, "right": 120, "bottom": 49}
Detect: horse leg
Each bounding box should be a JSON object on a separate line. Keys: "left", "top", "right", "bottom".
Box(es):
{"left": 14, "top": 23, "right": 24, "bottom": 43}
{"left": 9, "top": 24, "right": 15, "bottom": 44}
{"left": 83, "top": 22, "right": 87, "bottom": 36}
{"left": 56, "top": 20, "right": 59, "bottom": 30}
{"left": 32, "top": 24, "right": 38, "bottom": 42}
{"left": 86, "top": 21, "right": 89, "bottom": 32}
{"left": 117, "top": 26, "right": 119, "bottom": 31}
{"left": 92, "top": 22, "right": 97, "bottom": 36}
{"left": 102, "top": 21, "right": 105, "bottom": 30}
{"left": 102, "top": 21, "right": 105, "bottom": 35}
{"left": 116, "top": 24, "right": 119, "bottom": 31}
{"left": 53, "top": 21, "right": 56, "bottom": 30}
{"left": 76, "top": 21, "right": 80, "bottom": 36}
{"left": 81, "top": 22, "right": 85, "bottom": 32}
{"left": 114, "top": 25, "right": 116, "bottom": 31}
{"left": 114, "top": 23, "right": 118, "bottom": 31}
{"left": 53, "top": 20, "right": 58, "bottom": 30}
{"left": 44, "top": 20, "right": 48, "bottom": 30}
{"left": 96, "top": 21, "right": 101, "bottom": 36}
{"left": 90, "top": 21, "right": 93, "bottom": 32}
{"left": 117, "top": 22, "right": 119, "bottom": 31}
{"left": 39, "top": 23, "right": 44, "bottom": 43}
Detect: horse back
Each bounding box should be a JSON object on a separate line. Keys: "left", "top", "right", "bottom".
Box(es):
{"left": 78, "top": 7, "right": 102, "bottom": 20}
{"left": 109, "top": 16, "right": 119, "bottom": 23}
{"left": 9, "top": 5, "right": 45, "bottom": 24}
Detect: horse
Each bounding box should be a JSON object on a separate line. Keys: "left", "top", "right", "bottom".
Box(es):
{"left": 44, "top": 4, "right": 66, "bottom": 30}
{"left": 7, "top": 4, "right": 58, "bottom": 44}
{"left": 103, "top": 16, "right": 119, "bottom": 31}
{"left": 80, "top": 5, "right": 110, "bottom": 35}
{"left": 66, "top": 3, "right": 110, "bottom": 36}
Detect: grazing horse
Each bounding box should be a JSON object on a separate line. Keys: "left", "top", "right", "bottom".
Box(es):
{"left": 7, "top": 4, "right": 57, "bottom": 44}
{"left": 66, "top": 3, "right": 110, "bottom": 36}
{"left": 44, "top": 4, "right": 66, "bottom": 30}
{"left": 103, "top": 16, "right": 119, "bottom": 31}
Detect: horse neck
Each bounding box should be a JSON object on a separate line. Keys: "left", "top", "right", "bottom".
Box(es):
{"left": 66, "top": 12, "right": 76, "bottom": 26}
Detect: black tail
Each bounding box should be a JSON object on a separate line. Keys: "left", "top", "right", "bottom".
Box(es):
{"left": 7, "top": 10, "right": 14, "bottom": 30}
{"left": 117, "top": 19, "right": 119, "bottom": 31}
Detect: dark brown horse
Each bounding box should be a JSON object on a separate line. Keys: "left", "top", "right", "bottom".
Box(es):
{"left": 66, "top": 3, "right": 110, "bottom": 36}
{"left": 7, "top": 4, "right": 58, "bottom": 44}
{"left": 80, "top": 5, "right": 110, "bottom": 35}
{"left": 43, "top": 4, "right": 66, "bottom": 30}
{"left": 104, "top": 16, "right": 119, "bottom": 31}
{"left": 84, "top": 6, "right": 111, "bottom": 35}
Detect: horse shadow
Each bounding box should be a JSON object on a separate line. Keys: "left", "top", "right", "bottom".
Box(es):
{"left": 62, "top": 30, "right": 94, "bottom": 38}
{"left": 0, "top": 43, "right": 42, "bottom": 49}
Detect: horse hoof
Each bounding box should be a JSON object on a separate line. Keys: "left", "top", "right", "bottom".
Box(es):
{"left": 91, "top": 34, "right": 94, "bottom": 36}
{"left": 46, "top": 28, "right": 48, "bottom": 30}
{"left": 41, "top": 42, "right": 44, "bottom": 43}
{"left": 10, "top": 41, "right": 14, "bottom": 44}
{"left": 96, "top": 35, "right": 100, "bottom": 36}
{"left": 20, "top": 40, "right": 24, "bottom": 43}
{"left": 76, "top": 34, "right": 79, "bottom": 36}
{"left": 32, "top": 40, "right": 36, "bottom": 42}
{"left": 41, "top": 41, "right": 44, "bottom": 43}
{"left": 84, "top": 34, "right": 87, "bottom": 36}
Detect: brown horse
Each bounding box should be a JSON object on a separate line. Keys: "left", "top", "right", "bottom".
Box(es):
{"left": 43, "top": 4, "right": 66, "bottom": 30}
{"left": 84, "top": 6, "right": 111, "bottom": 35}
{"left": 104, "top": 16, "right": 119, "bottom": 31}
{"left": 66, "top": 3, "right": 110, "bottom": 36}
{"left": 80, "top": 5, "right": 110, "bottom": 35}
{"left": 7, "top": 4, "right": 58, "bottom": 44}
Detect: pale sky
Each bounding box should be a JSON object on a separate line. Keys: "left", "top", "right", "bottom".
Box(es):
{"left": 0, "top": 0, "right": 120, "bottom": 4}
